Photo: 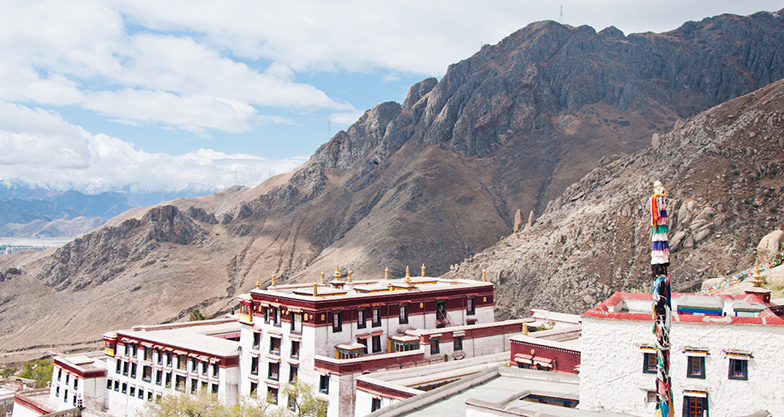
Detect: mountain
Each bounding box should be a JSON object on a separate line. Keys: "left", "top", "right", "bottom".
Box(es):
{"left": 445, "top": 78, "right": 784, "bottom": 318}
{"left": 1, "top": 10, "right": 783, "bottom": 361}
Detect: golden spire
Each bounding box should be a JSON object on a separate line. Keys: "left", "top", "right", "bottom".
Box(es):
{"left": 405, "top": 266, "right": 411, "bottom": 284}
{"left": 271, "top": 272, "right": 276, "bottom": 286}
{"left": 321, "top": 270, "right": 325, "bottom": 284}
{"left": 348, "top": 269, "right": 352, "bottom": 282}
{"left": 522, "top": 321, "right": 529, "bottom": 335}
{"left": 255, "top": 275, "right": 260, "bottom": 289}
{"left": 334, "top": 265, "right": 341, "bottom": 280}
{"left": 751, "top": 253, "right": 764, "bottom": 287}
{"left": 482, "top": 268, "right": 487, "bottom": 282}
{"left": 313, "top": 281, "right": 318, "bottom": 296}
{"left": 421, "top": 263, "right": 426, "bottom": 277}
{"left": 385, "top": 267, "right": 389, "bottom": 280}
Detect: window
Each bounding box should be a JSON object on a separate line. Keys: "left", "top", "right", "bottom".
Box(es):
{"left": 263, "top": 307, "right": 269, "bottom": 323}
{"left": 201, "top": 361, "right": 208, "bottom": 375}
{"left": 129, "top": 386, "right": 135, "bottom": 397}
{"left": 147, "top": 391, "right": 153, "bottom": 401}
{"left": 319, "top": 375, "right": 329, "bottom": 394}
{"left": 114, "top": 380, "right": 119, "bottom": 391}
{"left": 289, "top": 365, "right": 298, "bottom": 383}
{"left": 65, "top": 374, "right": 70, "bottom": 384}
{"left": 646, "top": 390, "right": 656, "bottom": 403}
{"left": 166, "top": 372, "right": 172, "bottom": 388}
{"left": 115, "top": 359, "right": 122, "bottom": 374}
{"left": 122, "top": 361, "right": 128, "bottom": 376}
{"left": 292, "top": 313, "right": 303, "bottom": 333}
{"left": 107, "top": 379, "right": 112, "bottom": 389}
{"left": 124, "top": 343, "right": 130, "bottom": 355}
{"left": 131, "top": 344, "right": 137, "bottom": 358}
{"left": 372, "top": 335, "right": 382, "bottom": 353}
{"left": 332, "top": 311, "right": 343, "bottom": 332}
{"left": 268, "top": 362, "right": 279, "bottom": 381}
{"left": 121, "top": 382, "right": 127, "bottom": 394}
{"left": 55, "top": 386, "right": 59, "bottom": 397}
{"left": 372, "top": 307, "right": 381, "bottom": 327}
{"left": 467, "top": 297, "right": 475, "bottom": 315}
{"left": 175, "top": 375, "right": 186, "bottom": 392}
{"left": 137, "top": 388, "right": 144, "bottom": 399}
{"left": 267, "top": 387, "right": 278, "bottom": 405}
{"left": 454, "top": 336, "right": 463, "bottom": 351}
{"left": 399, "top": 304, "right": 408, "bottom": 324}
{"left": 64, "top": 389, "right": 68, "bottom": 402}
{"left": 729, "top": 358, "right": 748, "bottom": 380}
{"left": 288, "top": 392, "right": 297, "bottom": 411}
{"left": 73, "top": 378, "right": 78, "bottom": 389}
{"left": 436, "top": 301, "right": 447, "bottom": 328}
{"left": 682, "top": 395, "right": 708, "bottom": 417}
{"left": 271, "top": 308, "right": 280, "bottom": 326}
{"left": 213, "top": 363, "right": 219, "bottom": 377}
{"left": 177, "top": 355, "right": 187, "bottom": 370}
{"left": 190, "top": 378, "right": 197, "bottom": 394}
{"left": 250, "top": 382, "right": 257, "bottom": 397}
{"left": 191, "top": 358, "right": 198, "bottom": 372}
{"left": 430, "top": 338, "right": 440, "bottom": 354}
{"left": 142, "top": 366, "right": 152, "bottom": 382}
{"left": 642, "top": 353, "right": 657, "bottom": 374}
{"left": 144, "top": 347, "right": 152, "bottom": 361}
{"left": 253, "top": 332, "right": 261, "bottom": 350}
{"left": 372, "top": 398, "right": 382, "bottom": 412}
{"left": 251, "top": 357, "right": 259, "bottom": 375}
{"left": 130, "top": 362, "right": 137, "bottom": 378}
{"left": 212, "top": 384, "right": 219, "bottom": 394}
{"left": 58, "top": 369, "right": 62, "bottom": 380}
{"left": 270, "top": 337, "right": 281, "bottom": 355}
{"left": 358, "top": 338, "right": 368, "bottom": 354}
{"left": 155, "top": 370, "right": 162, "bottom": 385}
{"left": 155, "top": 349, "right": 162, "bottom": 364}
{"left": 687, "top": 356, "right": 705, "bottom": 379}
{"left": 357, "top": 308, "right": 366, "bottom": 329}
{"left": 291, "top": 341, "right": 300, "bottom": 359}
{"left": 166, "top": 352, "right": 172, "bottom": 367}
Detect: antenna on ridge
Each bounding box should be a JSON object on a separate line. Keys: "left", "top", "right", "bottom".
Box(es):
{"left": 559, "top": 4, "right": 563, "bottom": 24}
{"left": 327, "top": 119, "right": 331, "bottom": 139}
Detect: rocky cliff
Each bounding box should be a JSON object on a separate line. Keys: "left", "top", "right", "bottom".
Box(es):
{"left": 1, "top": 10, "right": 783, "bottom": 360}
{"left": 445, "top": 78, "right": 784, "bottom": 318}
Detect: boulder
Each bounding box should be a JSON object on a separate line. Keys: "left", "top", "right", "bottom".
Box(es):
{"left": 757, "top": 230, "right": 784, "bottom": 264}
{"left": 513, "top": 209, "right": 523, "bottom": 232}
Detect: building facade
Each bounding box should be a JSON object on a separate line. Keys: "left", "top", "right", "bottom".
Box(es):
{"left": 580, "top": 292, "right": 784, "bottom": 416}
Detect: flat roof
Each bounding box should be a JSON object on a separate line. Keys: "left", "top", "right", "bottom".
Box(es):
{"left": 116, "top": 319, "right": 241, "bottom": 358}
{"left": 583, "top": 292, "right": 784, "bottom": 326}
{"left": 249, "top": 277, "right": 492, "bottom": 302}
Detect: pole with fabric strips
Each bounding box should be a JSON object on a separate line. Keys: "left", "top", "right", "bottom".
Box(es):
{"left": 650, "top": 180, "right": 672, "bottom": 417}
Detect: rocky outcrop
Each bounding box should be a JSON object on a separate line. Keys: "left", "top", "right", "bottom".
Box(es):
{"left": 445, "top": 78, "right": 784, "bottom": 317}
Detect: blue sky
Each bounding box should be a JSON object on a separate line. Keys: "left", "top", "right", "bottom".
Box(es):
{"left": 0, "top": 0, "right": 781, "bottom": 192}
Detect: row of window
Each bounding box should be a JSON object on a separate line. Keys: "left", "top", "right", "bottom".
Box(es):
{"left": 108, "top": 376, "right": 218, "bottom": 397}
{"left": 53, "top": 385, "right": 80, "bottom": 407}
{"left": 117, "top": 345, "right": 220, "bottom": 375}
{"left": 643, "top": 353, "right": 749, "bottom": 380}
{"left": 251, "top": 334, "right": 301, "bottom": 359}
{"left": 55, "top": 368, "right": 78, "bottom": 390}
{"left": 114, "top": 358, "right": 219, "bottom": 379}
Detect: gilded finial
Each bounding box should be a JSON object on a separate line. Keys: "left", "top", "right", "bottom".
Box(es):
{"left": 321, "top": 270, "right": 325, "bottom": 284}
{"left": 751, "top": 254, "right": 764, "bottom": 287}
{"left": 385, "top": 267, "right": 389, "bottom": 280}
{"left": 405, "top": 266, "right": 411, "bottom": 284}
{"left": 271, "top": 272, "right": 276, "bottom": 287}
{"left": 348, "top": 269, "right": 352, "bottom": 282}
{"left": 421, "top": 263, "right": 426, "bottom": 277}
{"left": 482, "top": 268, "right": 487, "bottom": 282}
{"left": 256, "top": 275, "right": 260, "bottom": 289}
{"left": 522, "top": 321, "right": 529, "bottom": 335}
{"left": 334, "top": 265, "right": 341, "bottom": 280}
{"left": 313, "top": 281, "right": 318, "bottom": 296}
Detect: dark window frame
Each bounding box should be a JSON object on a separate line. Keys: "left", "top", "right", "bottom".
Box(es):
{"left": 291, "top": 340, "right": 300, "bottom": 359}
{"left": 372, "top": 307, "right": 382, "bottom": 327}
{"left": 467, "top": 297, "right": 475, "bottom": 315}
{"left": 357, "top": 308, "right": 366, "bottom": 329}
{"left": 267, "top": 386, "right": 278, "bottom": 405}
{"left": 372, "top": 335, "right": 382, "bottom": 353}
{"left": 332, "top": 311, "right": 343, "bottom": 332}
{"left": 687, "top": 356, "right": 706, "bottom": 379}
{"left": 430, "top": 338, "right": 440, "bottom": 354}
{"left": 399, "top": 304, "right": 408, "bottom": 324}
{"left": 682, "top": 395, "right": 709, "bottom": 417}
{"left": 319, "top": 374, "right": 329, "bottom": 394}
{"left": 728, "top": 358, "right": 748, "bottom": 380}
{"left": 454, "top": 336, "right": 463, "bottom": 351}
{"left": 642, "top": 352, "right": 657, "bottom": 374}
{"left": 268, "top": 362, "right": 280, "bottom": 381}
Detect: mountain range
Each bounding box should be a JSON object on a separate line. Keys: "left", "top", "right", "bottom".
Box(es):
{"left": 0, "top": 9, "right": 783, "bottom": 363}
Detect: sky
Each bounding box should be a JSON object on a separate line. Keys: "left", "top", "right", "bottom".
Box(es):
{"left": 0, "top": 0, "right": 781, "bottom": 192}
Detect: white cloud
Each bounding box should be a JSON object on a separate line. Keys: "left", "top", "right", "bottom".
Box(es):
{"left": 0, "top": 102, "right": 304, "bottom": 188}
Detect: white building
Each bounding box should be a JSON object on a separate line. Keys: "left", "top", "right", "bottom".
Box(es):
{"left": 237, "top": 269, "right": 525, "bottom": 417}
{"left": 580, "top": 291, "right": 784, "bottom": 416}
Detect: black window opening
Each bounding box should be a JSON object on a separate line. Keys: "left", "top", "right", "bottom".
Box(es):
{"left": 190, "top": 378, "right": 197, "bottom": 394}
{"left": 430, "top": 338, "right": 440, "bottom": 354}
{"left": 289, "top": 365, "right": 298, "bottom": 383}
{"left": 372, "top": 335, "right": 382, "bottom": 353}
{"left": 212, "top": 384, "right": 218, "bottom": 394}
{"left": 332, "top": 311, "right": 343, "bottom": 332}
{"left": 137, "top": 387, "right": 144, "bottom": 399}
{"left": 113, "top": 380, "right": 119, "bottom": 391}
{"left": 454, "top": 336, "right": 463, "bottom": 351}
{"left": 250, "top": 382, "right": 257, "bottom": 397}
{"left": 319, "top": 374, "right": 329, "bottom": 394}
{"left": 251, "top": 357, "right": 259, "bottom": 375}
{"left": 155, "top": 369, "right": 162, "bottom": 385}
{"left": 130, "top": 362, "right": 137, "bottom": 378}
{"left": 372, "top": 398, "right": 382, "bottom": 412}
{"left": 253, "top": 332, "right": 261, "bottom": 350}
{"left": 175, "top": 375, "right": 186, "bottom": 392}
{"left": 272, "top": 308, "right": 280, "bottom": 327}
{"left": 682, "top": 395, "right": 708, "bottom": 417}
{"left": 372, "top": 307, "right": 382, "bottom": 327}
{"left": 358, "top": 338, "right": 368, "bottom": 354}
{"left": 467, "top": 297, "right": 475, "bottom": 315}
{"left": 121, "top": 383, "right": 127, "bottom": 394}
{"left": 729, "top": 358, "right": 748, "bottom": 380}
{"left": 212, "top": 363, "right": 219, "bottom": 377}
{"left": 129, "top": 386, "right": 135, "bottom": 397}
{"left": 291, "top": 312, "right": 303, "bottom": 333}
{"left": 357, "top": 308, "right": 366, "bottom": 329}
{"left": 291, "top": 340, "right": 300, "bottom": 359}
{"left": 270, "top": 337, "right": 281, "bottom": 355}
{"left": 642, "top": 353, "right": 657, "bottom": 374}
{"left": 142, "top": 366, "right": 152, "bottom": 382}
{"left": 288, "top": 392, "right": 297, "bottom": 411}
{"left": 399, "top": 304, "right": 408, "bottom": 324}
{"left": 267, "top": 387, "right": 278, "bottom": 405}
{"left": 436, "top": 301, "right": 447, "bottom": 328}
{"left": 687, "top": 356, "right": 705, "bottom": 379}
{"left": 122, "top": 361, "right": 128, "bottom": 376}
{"left": 268, "top": 362, "right": 280, "bottom": 381}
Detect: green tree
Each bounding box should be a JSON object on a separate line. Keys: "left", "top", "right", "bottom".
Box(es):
{"left": 189, "top": 309, "right": 206, "bottom": 321}
{"left": 1, "top": 367, "right": 17, "bottom": 378}
{"left": 137, "top": 391, "right": 272, "bottom": 417}
{"left": 17, "top": 358, "right": 53, "bottom": 388}
{"left": 284, "top": 383, "right": 327, "bottom": 417}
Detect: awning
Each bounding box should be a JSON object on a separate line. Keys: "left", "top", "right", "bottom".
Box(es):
{"left": 683, "top": 390, "right": 707, "bottom": 398}
{"left": 533, "top": 357, "right": 553, "bottom": 367}
{"left": 683, "top": 349, "right": 708, "bottom": 357}
{"left": 514, "top": 353, "right": 533, "bottom": 364}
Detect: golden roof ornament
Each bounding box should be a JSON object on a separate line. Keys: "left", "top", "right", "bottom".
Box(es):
{"left": 313, "top": 281, "right": 318, "bottom": 296}
{"left": 522, "top": 321, "right": 529, "bottom": 335}
{"left": 256, "top": 275, "right": 260, "bottom": 289}
{"left": 385, "top": 267, "right": 389, "bottom": 280}
{"left": 271, "top": 272, "right": 276, "bottom": 287}
{"left": 405, "top": 266, "right": 411, "bottom": 284}
{"left": 321, "top": 270, "right": 325, "bottom": 284}
{"left": 751, "top": 254, "right": 764, "bottom": 287}
{"left": 421, "top": 263, "right": 426, "bottom": 277}
{"left": 348, "top": 269, "right": 353, "bottom": 282}
{"left": 334, "top": 265, "right": 341, "bottom": 281}
{"left": 482, "top": 268, "right": 487, "bottom": 282}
